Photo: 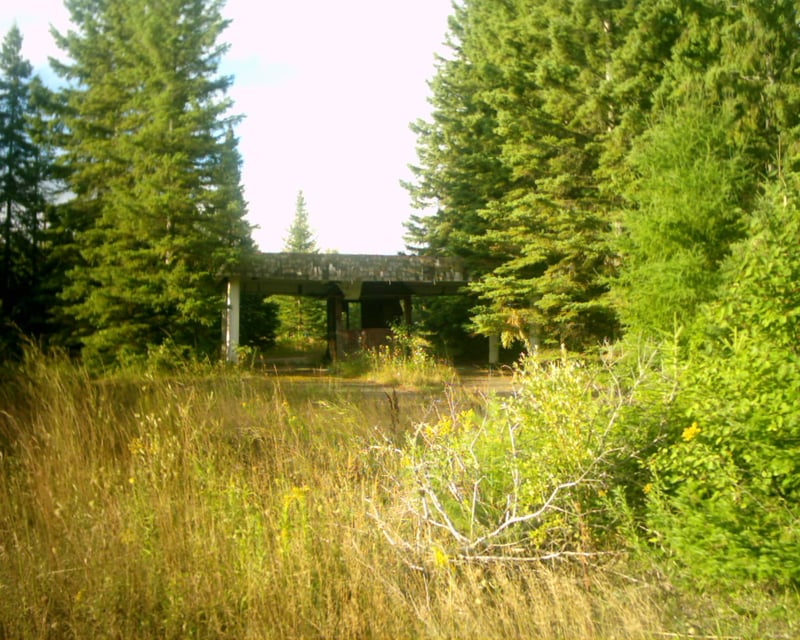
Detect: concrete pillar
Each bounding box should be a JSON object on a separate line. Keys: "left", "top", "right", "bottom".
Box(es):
{"left": 225, "top": 276, "right": 241, "bottom": 363}
{"left": 402, "top": 296, "right": 412, "bottom": 327}
{"left": 326, "top": 295, "right": 344, "bottom": 362}
{"left": 489, "top": 334, "right": 500, "bottom": 366}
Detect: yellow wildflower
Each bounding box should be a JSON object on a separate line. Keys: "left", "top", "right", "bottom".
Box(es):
{"left": 681, "top": 422, "right": 701, "bottom": 442}
{"left": 432, "top": 545, "right": 449, "bottom": 568}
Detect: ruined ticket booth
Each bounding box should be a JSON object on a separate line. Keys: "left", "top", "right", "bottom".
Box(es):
{"left": 223, "top": 253, "right": 469, "bottom": 362}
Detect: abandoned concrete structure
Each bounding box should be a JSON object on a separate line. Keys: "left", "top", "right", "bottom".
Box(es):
{"left": 223, "top": 253, "right": 470, "bottom": 362}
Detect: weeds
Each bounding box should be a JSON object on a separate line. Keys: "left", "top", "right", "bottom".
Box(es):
{"left": 334, "top": 323, "right": 458, "bottom": 388}
{"left": 0, "top": 351, "right": 795, "bottom": 638}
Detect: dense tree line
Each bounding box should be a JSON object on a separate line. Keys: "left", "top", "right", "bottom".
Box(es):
{"left": 406, "top": 0, "right": 800, "bottom": 587}
{"left": 1, "top": 0, "right": 254, "bottom": 365}
{"left": 407, "top": 0, "right": 800, "bottom": 349}
{"left": 4, "top": 0, "right": 799, "bottom": 364}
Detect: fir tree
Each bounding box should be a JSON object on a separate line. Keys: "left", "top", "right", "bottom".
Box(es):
{"left": 407, "top": 0, "right": 621, "bottom": 349}
{"left": 613, "top": 100, "right": 748, "bottom": 337}
{"left": 52, "top": 0, "right": 253, "bottom": 364}
{"left": 284, "top": 190, "right": 317, "bottom": 253}
{"left": 468, "top": 0, "right": 623, "bottom": 349}
{"left": 275, "top": 190, "right": 325, "bottom": 344}
{"left": 404, "top": 0, "right": 511, "bottom": 268}
{"left": 0, "top": 25, "right": 52, "bottom": 352}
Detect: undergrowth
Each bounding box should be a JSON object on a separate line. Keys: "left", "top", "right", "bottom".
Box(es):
{"left": 333, "top": 324, "right": 458, "bottom": 388}
{"left": 0, "top": 351, "right": 795, "bottom": 638}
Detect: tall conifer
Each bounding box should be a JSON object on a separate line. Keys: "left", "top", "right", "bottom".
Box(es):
{"left": 407, "top": 0, "right": 622, "bottom": 349}
{"left": 274, "top": 190, "right": 325, "bottom": 343}
{"left": 53, "top": 0, "right": 252, "bottom": 363}
{"left": 0, "top": 25, "right": 53, "bottom": 350}
{"left": 284, "top": 191, "right": 317, "bottom": 253}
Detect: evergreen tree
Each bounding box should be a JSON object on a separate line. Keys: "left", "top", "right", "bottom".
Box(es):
{"left": 0, "top": 25, "right": 53, "bottom": 352}
{"left": 52, "top": 0, "right": 253, "bottom": 364}
{"left": 613, "top": 100, "right": 748, "bottom": 337}
{"left": 407, "top": 0, "right": 622, "bottom": 349}
{"left": 274, "top": 190, "right": 325, "bottom": 344}
{"left": 403, "top": 0, "right": 520, "bottom": 355}
{"left": 605, "top": 0, "right": 800, "bottom": 339}
{"left": 468, "top": 0, "right": 624, "bottom": 349}
{"left": 284, "top": 190, "right": 317, "bottom": 253}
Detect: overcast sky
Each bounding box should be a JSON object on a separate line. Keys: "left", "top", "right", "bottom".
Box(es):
{"left": 2, "top": 0, "right": 453, "bottom": 254}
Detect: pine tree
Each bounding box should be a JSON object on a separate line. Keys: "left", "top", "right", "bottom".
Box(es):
{"left": 274, "top": 190, "right": 325, "bottom": 344}
{"left": 52, "top": 0, "right": 253, "bottom": 364}
{"left": 407, "top": 0, "right": 622, "bottom": 349}
{"left": 284, "top": 190, "right": 317, "bottom": 253}
{"left": 0, "top": 25, "right": 52, "bottom": 352}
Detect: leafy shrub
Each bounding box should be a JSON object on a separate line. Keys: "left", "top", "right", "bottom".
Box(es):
{"left": 646, "top": 180, "right": 800, "bottom": 587}
{"left": 376, "top": 352, "right": 650, "bottom": 565}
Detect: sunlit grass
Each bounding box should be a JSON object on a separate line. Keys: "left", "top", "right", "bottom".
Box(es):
{"left": 333, "top": 327, "right": 458, "bottom": 389}
{"left": 0, "top": 352, "right": 795, "bottom": 638}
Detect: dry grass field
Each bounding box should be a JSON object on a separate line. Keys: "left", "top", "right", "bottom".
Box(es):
{"left": 0, "top": 354, "right": 795, "bottom": 638}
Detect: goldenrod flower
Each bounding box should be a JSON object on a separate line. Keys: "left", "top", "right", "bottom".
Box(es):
{"left": 681, "top": 422, "right": 701, "bottom": 442}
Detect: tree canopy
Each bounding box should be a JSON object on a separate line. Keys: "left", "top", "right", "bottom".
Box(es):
{"left": 50, "top": 0, "right": 252, "bottom": 364}
{"left": 0, "top": 25, "right": 54, "bottom": 351}
{"left": 405, "top": 0, "right": 800, "bottom": 348}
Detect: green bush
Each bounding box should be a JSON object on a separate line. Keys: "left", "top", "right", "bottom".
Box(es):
{"left": 646, "top": 180, "right": 800, "bottom": 587}
{"left": 380, "top": 352, "right": 647, "bottom": 564}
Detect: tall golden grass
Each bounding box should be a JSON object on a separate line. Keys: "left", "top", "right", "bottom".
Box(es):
{"left": 0, "top": 353, "right": 791, "bottom": 638}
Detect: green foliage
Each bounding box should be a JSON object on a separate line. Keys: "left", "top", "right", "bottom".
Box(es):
{"left": 334, "top": 323, "right": 456, "bottom": 388}
{"left": 406, "top": 0, "right": 622, "bottom": 349}
{"left": 467, "top": 0, "right": 621, "bottom": 349}
{"left": 386, "top": 353, "right": 642, "bottom": 561}
{"left": 412, "top": 294, "right": 488, "bottom": 362}
{"left": 403, "top": 0, "right": 512, "bottom": 265}
{"left": 646, "top": 177, "right": 800, "bottom": 587}
{"left": 613, "top": 100, "right": 749, "bottom": 337}
{"left": 407, "top": 0, "right": 800, "bottom": 350}
{"left": 52, "top": 0, "right": 252, "bottom": 365}
{"left": 271, "top": 191, "right": 326, "bottom": 346}
{"left": 239, "top": 293, "right": 279, "bottom": 351}
{"left": 0, "top": 25, "right": 56, "bottom": 355}
{"left": 283, "top": 190, "right": 317, "bottom": 253}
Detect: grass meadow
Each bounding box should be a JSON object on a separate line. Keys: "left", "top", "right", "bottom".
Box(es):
{"left": 0, "top": 353, "right": 795, "bottom": 638}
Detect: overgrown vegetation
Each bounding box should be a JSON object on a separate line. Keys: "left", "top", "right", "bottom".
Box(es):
{"left": 333, "top": 323, "right": 457, "bottom": 389}
{"left": 3, "top": 1, "right": 800, "bottom": 635}
{"left": 1, "top": 351, "right": 797, "bottom": 638}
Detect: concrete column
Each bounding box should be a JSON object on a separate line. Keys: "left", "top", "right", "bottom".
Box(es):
{"left": 225, "top": 276, "right": 241, "bottom": 363}
{"left": 489, "top": 334, "right": 500, "bottom": 366}
{"left": 402, "top": 296, "right": 412, "bottom": 327}
{"left": 333, "top": 296, "right": 344, "bottom": 359}
{"left": 326, "top": 295, "right": 344, "bottom": 362}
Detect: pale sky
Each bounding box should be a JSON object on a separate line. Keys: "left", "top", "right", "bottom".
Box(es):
{"left": 2, "top": 0, "right": 453, "bottom": 254}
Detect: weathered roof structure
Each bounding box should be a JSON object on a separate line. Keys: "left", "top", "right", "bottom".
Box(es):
{"left": 223, "top": 253, "right": 471, "bottom": 362}
{"left": 235, "top": 252, "right": 470, "bottom": 298}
